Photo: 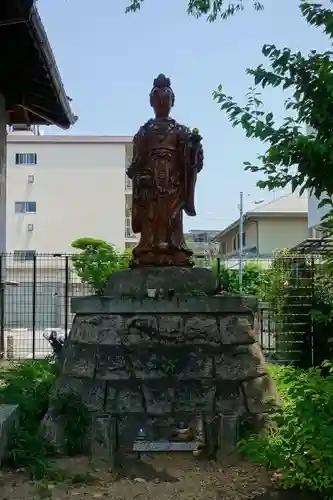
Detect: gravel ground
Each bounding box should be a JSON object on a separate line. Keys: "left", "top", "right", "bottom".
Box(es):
{"left": 0, "top": 453, "right": 273, "bottom": 500}
{"left": 0, "top": 453, "right": 324, "bottom": 500}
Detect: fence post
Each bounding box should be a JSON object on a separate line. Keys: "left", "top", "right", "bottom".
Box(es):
{"left": 7, "top": 333, "right": 13, "bottom": 359}
{"left": 0, "top": 254, "right": 4, "bottom": 358}
{"left": 32, "top": 254, "right": 37, "bottom": 360}
{"left": 64, "top": 256, "right": 69, "bottom": 339}
{"left": 216, "top": 257, "right": 221, "bottom": 290}
{"left": 310, "top": 256, "right": 315, "bottom": 367}
{"left": 259, "top": 304, "right": 264, "bottom": 348}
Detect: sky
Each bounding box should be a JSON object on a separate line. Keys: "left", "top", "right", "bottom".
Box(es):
{"left": 38, "top": 0, "right": 330, "bottom": 231}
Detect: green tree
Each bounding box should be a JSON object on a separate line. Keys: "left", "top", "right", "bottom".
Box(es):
{"left": 213, "top": 1, "right": 333, "bottom": 204}
{"left": 125, "top": 0, "right": 263, "bottom": 21}
{"left": 71, "top": 237, "right": 131, "bottom": 295}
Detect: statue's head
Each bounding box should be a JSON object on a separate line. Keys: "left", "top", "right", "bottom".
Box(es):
{"left": 150, "top": 74, "right": 175, "bottom": 118}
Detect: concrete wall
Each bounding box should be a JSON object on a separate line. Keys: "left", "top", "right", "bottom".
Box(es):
{"left": 257, "top": 216, "right": 308, "bottom": 254}
{"left": 0, "top": 95, "right": 6, "bottom": 254}
{"left": 6, "top": 136, "right": 132, "bottom": 254}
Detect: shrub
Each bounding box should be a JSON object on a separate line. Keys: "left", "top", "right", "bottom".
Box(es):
{"left": 0, "top": 360, "right": 91, "bottom": 479}
{"left": 0, "top": 360, "right": 58, "bottom": 478}
{"left": 239, "top": 364, "right": 333, "bottom": 497}
{"left": 219, "top": 261, "right": 269, "bottom": 298}
{"left": 71, "top": 237, "right": 131, "bottom": 294}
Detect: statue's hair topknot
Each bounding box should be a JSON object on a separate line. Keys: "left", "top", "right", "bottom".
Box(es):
{"left": 153, "top": 74, "right": 171, "bottom": 88}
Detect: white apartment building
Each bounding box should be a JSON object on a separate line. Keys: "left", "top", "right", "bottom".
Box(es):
{"left": 6, "top": 129, "right": 135, "bottom": 258}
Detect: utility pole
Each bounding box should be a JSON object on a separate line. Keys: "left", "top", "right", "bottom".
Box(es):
{"left": 239, "top": 191, "right": 244, "bottom": 293}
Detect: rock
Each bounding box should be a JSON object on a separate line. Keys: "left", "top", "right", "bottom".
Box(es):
{"left": 0, "top": 405, "right": 19, "bottom": 466}
{"left": 90, "top": 415, "right": 116, "bottom": 468}
{"left": 216, "top": 413, "right": 240, "bottom": 463}
{"left": 214, "top": 343, "right": 266, "bottom": 381}
{"left": 242, "top": 374, "right": 279, "bottom": 414}
{"left": 41, "top": 409, "right": 64, "bottom": 451}
{"left": 103, "top": 266, "right": 218, "bottom": 298}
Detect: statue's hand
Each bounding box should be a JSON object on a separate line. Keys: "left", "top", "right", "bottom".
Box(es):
{"left": 189, "top": 144, "right": 203, "bottom": 173}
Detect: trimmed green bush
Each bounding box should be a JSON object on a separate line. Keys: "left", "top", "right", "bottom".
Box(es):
{"left": 71, "top": 237, "right": 131, "bottom": 294}
{"left": 239, "top": 364, "right": 333, "bottom": 497}
{"left": 219, "top": 261, "right": 269, "bottom": 298}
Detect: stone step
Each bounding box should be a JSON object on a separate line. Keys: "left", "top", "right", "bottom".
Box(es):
{"left": 0, "top": 404, "right": 19, "bottom": 466}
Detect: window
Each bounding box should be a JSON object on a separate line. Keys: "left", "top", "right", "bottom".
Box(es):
{"left": 15, "top": 201, "right": 36, "bottom": 213}
{"left": 221, "top": 242, "right": 227, "bottom": 255}
{"left": 15, "top": 153, "right": 37, "bottom": 165}
{"left": 232, "top": 232, "right": 246, "bottom": 252}
{"left": 13, "top": 250, "right": 36, "bottom": 262}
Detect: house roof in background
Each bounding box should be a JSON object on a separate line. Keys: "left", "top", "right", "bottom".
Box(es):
{"left": 249, "top": 192, "right": 307, "bottom": 214}
{"left": 213, "top": 192, "right": 308, "bottom": 241}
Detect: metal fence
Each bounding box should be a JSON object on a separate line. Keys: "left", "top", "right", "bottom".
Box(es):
{"left": 253, "top": 253, "right": 331, "bottom": 368}
{"left": 0, "top": 251, "right": 331, "bottom": 364}
{"left": 0, "top": 253, "right": 91, "bottom": 359}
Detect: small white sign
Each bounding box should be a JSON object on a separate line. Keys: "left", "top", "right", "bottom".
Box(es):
{"left": 132, "top": 441, "right": 197, "bottom": 452}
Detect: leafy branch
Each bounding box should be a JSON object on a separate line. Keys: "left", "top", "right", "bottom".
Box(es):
{"left": 213, "top": 1, "right": 333, "bottom": 202}
{"left": 125, "top": 0, "right": 264, "bottom": 22}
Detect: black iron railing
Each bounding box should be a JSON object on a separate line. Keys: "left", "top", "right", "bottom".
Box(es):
{"left": 0, "top": 252, "right": 328, "bottom": 365}
{"left": 0, "top": 253, "right": 91, "bottom": 359}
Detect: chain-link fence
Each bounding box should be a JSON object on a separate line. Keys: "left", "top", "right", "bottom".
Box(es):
{"left": 218, "top": 251, "right": 333, "bottom": 367}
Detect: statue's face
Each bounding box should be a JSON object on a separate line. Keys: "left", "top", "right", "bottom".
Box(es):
{"left": 151, "top": 87, "right": 173, "bottom": 117}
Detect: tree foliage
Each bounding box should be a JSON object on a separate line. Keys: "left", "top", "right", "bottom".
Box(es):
{"left": 125, "top": 0, "right": 263, "bottom": 22}
{"left": 213, "top": 1, "right": 333, "bottom": 204}
{"left": 71, "top": 237, "right": 131, "bottom": 294}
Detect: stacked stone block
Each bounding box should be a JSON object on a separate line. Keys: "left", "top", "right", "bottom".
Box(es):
{"left": 43, "top": 295, "right": 276, "bottom": 459}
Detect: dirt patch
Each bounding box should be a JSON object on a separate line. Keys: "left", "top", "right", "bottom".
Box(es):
{"left": 0, "top": 454, "right": 324, "bottom": 500}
